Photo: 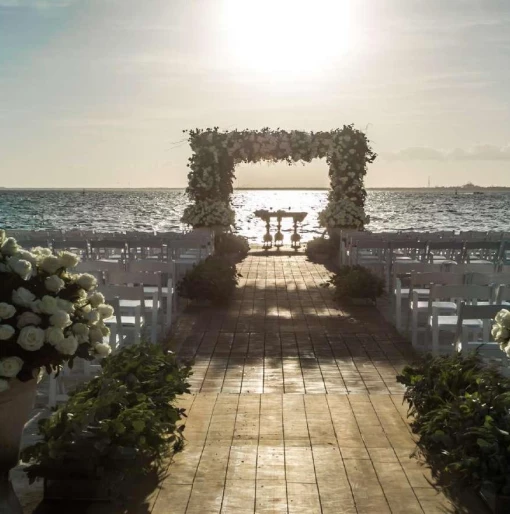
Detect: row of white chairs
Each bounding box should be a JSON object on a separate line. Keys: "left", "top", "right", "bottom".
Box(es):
{"left": 395, "top": 269, "right": 510, "bottom": 332}
{"left": 17, "top": 233, "right": 213, "bottom": 263}
{"left": 46, "top": 236, "right": 213, "bottom": 407}
{"left": 391, "top": 269, "right": 510, "bottom": 369}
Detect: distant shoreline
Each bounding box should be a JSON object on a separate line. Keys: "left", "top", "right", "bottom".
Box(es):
{"left": 1, "top": 186, "right": 510, "bottom": 192}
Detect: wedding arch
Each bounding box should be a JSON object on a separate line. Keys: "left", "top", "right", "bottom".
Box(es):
{"left": 181, "top": 126, "right": 376, "bottom": 230}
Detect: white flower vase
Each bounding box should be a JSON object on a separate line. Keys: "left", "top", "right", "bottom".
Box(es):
{"left": 0, "top": 377, "right": 39, "bottom": 514}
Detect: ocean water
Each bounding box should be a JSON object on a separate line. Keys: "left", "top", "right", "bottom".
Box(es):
{"left": 1, "top": 189, "right": 509, "bottom": 243}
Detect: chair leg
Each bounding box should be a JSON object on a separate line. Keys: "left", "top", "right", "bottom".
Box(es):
{"left": 432, "top": 319, "right": 439, "bottom": 355}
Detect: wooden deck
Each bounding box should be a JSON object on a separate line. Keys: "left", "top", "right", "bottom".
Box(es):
{"left": 151, "top": 254, "right": 478, "bottom": 514}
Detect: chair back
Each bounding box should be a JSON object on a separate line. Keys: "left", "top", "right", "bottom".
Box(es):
{"left": 409, "top": 271, "right": 464, "bottom": 287}
{"left": 429, "top": 284, "right": 493, "bottom": 303}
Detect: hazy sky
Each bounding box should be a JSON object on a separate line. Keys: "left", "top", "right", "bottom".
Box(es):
{"left": 1, "top": 0, "right": 510, "bottom": 188}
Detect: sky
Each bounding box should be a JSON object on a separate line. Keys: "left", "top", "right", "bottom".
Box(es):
{"left": 1, "top": 0, "right": 510, "bottom": 188}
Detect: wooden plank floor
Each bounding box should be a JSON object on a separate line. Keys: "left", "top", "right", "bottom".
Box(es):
{"left": 151, "top": 255, "right": 461, "bottom": 514}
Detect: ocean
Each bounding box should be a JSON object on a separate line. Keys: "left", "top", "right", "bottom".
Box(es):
{"left": 1, "top": 189, "right": 509, "bottom": 242}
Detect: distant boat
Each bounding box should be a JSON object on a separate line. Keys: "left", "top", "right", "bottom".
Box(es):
{"left": 473, "top": 191, "right": 484, "bottom": 195}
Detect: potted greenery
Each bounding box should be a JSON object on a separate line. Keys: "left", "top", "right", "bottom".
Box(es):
{"left": 214, "top": 233, "right": 250, "bottom": 262}
{"left": 0, "top": 230, "right": 115, "bottom": 508}
{"left": 21, "top": 342, "right": 191, "bottom": 501}
{"left": 176, "top": 255, "right": 240, "bottom": 305}
{"left": 326, "top": 265, "right": 385, "bottom": 305}
{"left": 305, "top": 236, "right": 335, "bottom": 262}
{"left": 397, "top": 352, "right": 510, "bottom": 513}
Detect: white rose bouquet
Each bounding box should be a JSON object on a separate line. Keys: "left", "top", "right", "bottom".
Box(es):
{"left": 181, "top": 200, "right": 235, "bottom": 228}
{"left": 0, "top": 230, "right": 114, "bottom": 392}
{"left": 491, "top": 309, "right": 510, "bottom": 357}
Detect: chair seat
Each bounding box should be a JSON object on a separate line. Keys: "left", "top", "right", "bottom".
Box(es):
{"left": 104, "top": 315, "right": 141, "bottom": 327}
{"left": 144, "top": 286, "right": 169, "bottom": 295}
{"left": 429, "top": 316, "right": 483, "bottom": 329}
{"left": 411, "top": 301, "right": 457, "bottom": 311}
{"left": 119, "top": 299, "right": 160, "bottom": 310}
{"left": 396, "top": 288, "right": 430, "bottom": 298}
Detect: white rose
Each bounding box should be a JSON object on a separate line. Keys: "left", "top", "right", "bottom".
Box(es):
{"left": 505, "top": 344, "right": 510, "bottom": 357}
{"left": 40, "top": 256, "right": 61, "bottom": 275}
{"left": 12, "top": 287, "right": 36, "bottom": 307}
{"left": 45, "top": 327, "right": 65, "bottom": 346}
{"left": 8, "top": 258, "right": 32, "bottom": 280}
{"left": 97, "top": 304, "right": 114, "bottom": 320}
{"left": 1, "top": 237, "right": 19, "bottom": 256}
{"left": 58, "top": 251, "right": 80, "bottom": 269}
{"left": 45, "top": 275, "right": 65, "bottom": 293}
{"left": 49, "top": 310, "right": 72, "bottom": 329}
{"left": 0, "top": 356, "right": 24, "bottom": 378}
{"left": 55, "top": 335, "right": 79, "bottom": 356}
{"left": 31, "top": 247, "right": 52, "bottom": 258}
{"left": 94, "top": 342, "right": 111, "bottom": 358}
{"left": 56, "top": 298, "right": 75, "bottom": 313}
{"left": 497, "top": 327, "right": 510, "bottom": 341}
{"left": 72, "top": 322, "right": 89, "bottom": 337}
{"left": 88, "top": 292, "right": 105, "bottom": 308}
{"left": 39, "top": 295, "right": 59, "bottom": 315}
{"left": 17, "top": 311, "right": 42, "bottom": 329}
{"left": 0, "top": 379, "right": 9, "bottom": 392}
{"left": 17, "top": 326, "right": 45, "bottom": 351}
{"left": 0, "top": 303, "right": 16, "bottom": 320}
{"left": 88, "top": 325, "right": 104, "bottom": 343}
{"left": 99, "top": 324, "right": 110, "bottom": 337}
{"left": 86, "top": 309, "right": 101, "bottom": 324}
{"left": 77, "top": 273, "right": 97, "bottom": 291}
{"left": 495, "top": 310, "right": 510, "bottom": 330}
{"left": 0, "top": 324, "right": 15, "bottom": 340}
{"left": 16, "top": 250, "right": 38, "bottom": 266}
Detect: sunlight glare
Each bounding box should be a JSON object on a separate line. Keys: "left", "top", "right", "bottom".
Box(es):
{"left": 221, "top": 0, "right": 357, "bottom": 78}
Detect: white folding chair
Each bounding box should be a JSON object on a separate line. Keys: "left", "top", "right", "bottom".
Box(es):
{"left": 127, "top": 260, "right": 175, "bottom": 326}
{"left": 392, "top": 262, "right": 450, "bottom": 331}
{"left": 454, "top": 303, "right": 510, "bottom": 373}
{"left": 426, "top": 284, "right": 494, "bottom": 354}
{"left": 426, "top": 241, "right": 464, "bottom": 264}
{"left": 100, "top": 285, "right": 145, "bottom": 346}
{"left": 89, "top": 239, "right": 128, "bottom": 262}
{"left": 409, "top": 273, "right": 465, "bottom": 346}
{"left": 104, "top": 271, "right": 161, "bottom": 342}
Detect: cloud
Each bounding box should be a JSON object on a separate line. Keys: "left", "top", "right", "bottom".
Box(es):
{"left": 384, "top": 145, "right": 510, "bottom": 161}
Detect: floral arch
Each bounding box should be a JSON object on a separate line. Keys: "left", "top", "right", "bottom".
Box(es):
{"left": 181, "top": 126, "right": 376, "bottom": 231}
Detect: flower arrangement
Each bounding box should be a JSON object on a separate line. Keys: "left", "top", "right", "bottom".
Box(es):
{"left": 491, "top": 309, "right": 510, "bottom": 357}
{"left": 318, "top": 198, "right": 369, "bottom": 230}
{"left": 21, "top": 342, "right": 191, "bottom": 498}
{"left": 176, "top": 255, "right": 241, "bottom": 304}
{"left": 326, "top": 265, "right": 385, "bottom": 303}
{"left": 214, "top": 233, "right": 250, "bottom": 261}
{"left": 397, "top": 352, "right": 510, "bottom": 497}
{"left": 0, "top": 230, "right": 114, "bottom": 391}
{"left": 183, "top": 126, "right": 376, "bottom": 229}
{"left": 305, "top": 237, "right": 335, "bottom": 262}
{"left": 181, "top": 200, "right": 235, "bottom": 228}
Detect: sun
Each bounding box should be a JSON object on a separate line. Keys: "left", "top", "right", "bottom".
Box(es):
{"left": 220, "top": 0, "right": 356, "bottom": 78}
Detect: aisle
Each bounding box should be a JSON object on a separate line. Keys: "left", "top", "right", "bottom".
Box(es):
{"left": 153, "top": 255, "right": 460, "bottom": 514}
